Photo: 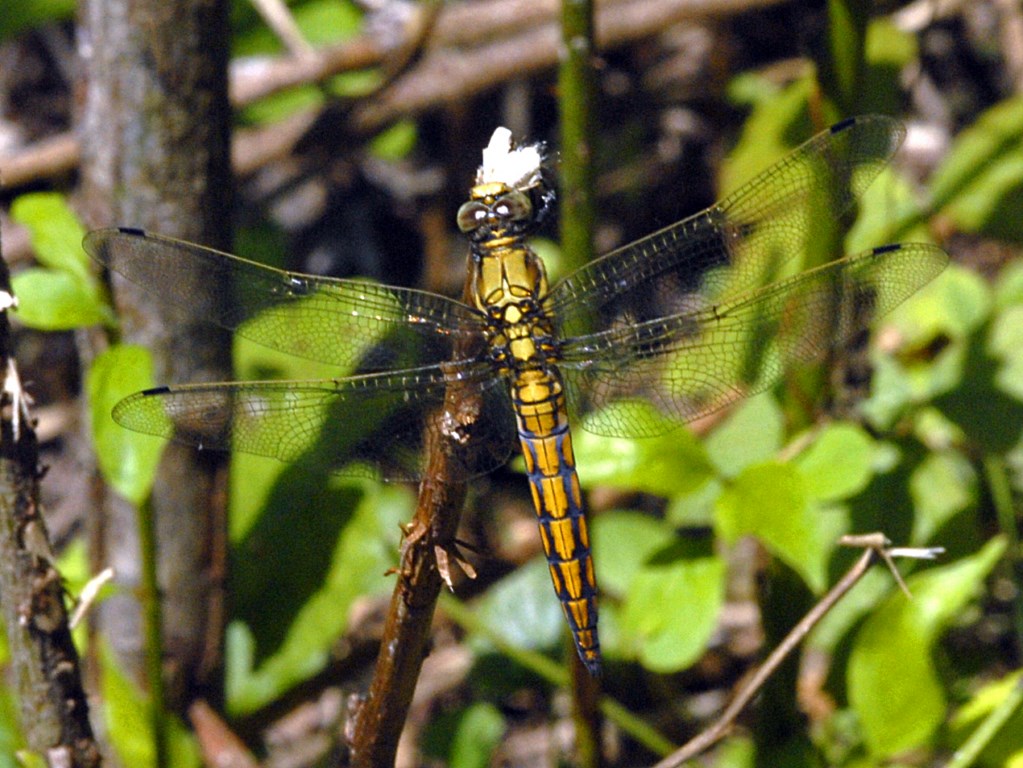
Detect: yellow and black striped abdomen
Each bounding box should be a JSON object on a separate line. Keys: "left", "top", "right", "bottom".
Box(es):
{"left": 512, "top": 367, "right": 600, "bottom": 674}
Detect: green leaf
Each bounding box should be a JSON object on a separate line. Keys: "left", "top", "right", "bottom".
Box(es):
{"left": 795, "top": 423, "right": 876, "bottom": 502}
{"left": 573, "top": 403, "right": 714, "bottom": 496}
{"left": 860, "top": 19, "right": 918, "bottom": 116}
{"left": 948, "top": 671, "right": 1023, "bottom": 768}
{"left": 590, "top": 510, "right": 676, "bottom": 596}
{"left": 846, "top": 164, "right": 933, "bottom": 250}
{"left": 930, "top": 96, "right": 1023, "bottom": 242}
{"left": 11, "top": 267, "right": 111, "bottom": 331}
{"left": 994, "top": 259, "right": 1023, "bottom": 309}
{"left": 88, "top": 345, "right": 166, "bottom": 505}
{"left": 848, "top": 536, "right": 1007, "bottom": 757}
{"left": 448, "top": 703, "right": 505, "bottom": 768}
{"left": 721, "top": 77, "right": 817, "bottom": 195}
{"left": 227, "top": 480, "right": 407, "bottom": 714}
{"left": 716, "top": 462, "right": 831, "bottom": 591}
{"left": 100, "top": 641, "right": 200, "bottom": 768}
{"left": 0, "top": 0, "right": 75, "bottom": 46}
{"left": 705, "top": 395, "right": 784, "bottom": 479}
{"left": 620, "top": 553, "right": 726, "bottom": 673}
{"left": 887, "top": 263, "right": 991, "bottom": 341}
{"left": 13, "top": 753, "right": 45, "bottom": 768}
{"left": 909, "top": 451, "right": 976, "bottom": 544}
{"left": 370, "top": 120, "right": 417, "bottom": 161}
{"left": 293, "top": 0, "right": 364, "bottom": 46}
{"left": 816, "top": 0, "right": 869, "bottom": 113}
{"left": 474, "top": 557, "right": 565, "bottom": 658}
{"left": 991, "top": 305, "right": 1023, "bottom": 401}
{"left": 233, "top": 0, "right": 362, "bottom": 55}
{"left": 863, "top": 265, "right": 991, "bottom": 429}
{"left": 10, "top": 192, "right": 89, "bottom": 280}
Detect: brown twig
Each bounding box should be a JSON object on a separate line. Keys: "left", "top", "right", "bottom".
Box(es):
{"left": 189, "top": 699, "right": 260, "bottom": 768}
{"left": 347, "top": 369, "right": 481, "bottom": 766}
{"left": 0, "top": 223, "right": 101, "bottom": 766}
{"left": 1, "top": 0, "right": 789, "bottom": 190}
{"left": 653, "top": 534, "right": 940, "bottom": 768}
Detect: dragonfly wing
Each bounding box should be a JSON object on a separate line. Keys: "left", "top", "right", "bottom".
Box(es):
{"left": 559, "top": 243, "right": 948, "bottom": 437}
{"left": 113, "top": 361, "right": 517, "bottom": 481}
{"left": 84, "top": 227, "right": 486, "bottom": 372}
{"left": 548, "top": 115, "right": 906, "bottom": 338}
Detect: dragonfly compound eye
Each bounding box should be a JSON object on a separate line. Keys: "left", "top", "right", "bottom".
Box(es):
{"left": 456, "top": 201, "right": 488, "bottom": 233}
{"left": 493, "top": 191, "right": 533, "bottom": 222}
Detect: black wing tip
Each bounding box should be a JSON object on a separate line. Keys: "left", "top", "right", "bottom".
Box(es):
{"left": 117, "top": 226, "right": 148, "bottom": 237}
{"left": 872, "top": 243, "right": 902, "bottom": 256}
{"left": 831, "top": 116, "right": 859, "bottom": 134}
{"left": 139, "top": 385, "right": 171, "bottom": 396}
{"left": 82, "top": 225, "right": 148, "bottom": 251}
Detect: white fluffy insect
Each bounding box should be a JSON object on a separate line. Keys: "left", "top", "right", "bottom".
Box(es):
{"left": 475, "top": 127, "right": 544, "bottom": 190}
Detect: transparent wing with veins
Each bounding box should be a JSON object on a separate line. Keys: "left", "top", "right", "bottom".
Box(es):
{"left": 84, "top": 228, "right": 516, "bottom": 480}
{"left": 548, "top": 115, "right": 947, "bottom": 436}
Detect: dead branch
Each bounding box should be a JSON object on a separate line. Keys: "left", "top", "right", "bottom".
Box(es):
{"left": 0, "top": 221, "right": 101, "bottom": 767}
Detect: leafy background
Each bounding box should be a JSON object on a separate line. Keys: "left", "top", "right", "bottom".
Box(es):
{"left": 1, "top": 1, "right": 1022, "bottom": 766}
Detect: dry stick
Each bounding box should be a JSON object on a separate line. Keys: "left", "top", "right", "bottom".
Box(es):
{"left": 246, "top": 0, "right": 315, "bottom": 58}
{"left": 348, "top": 314, "right": 483, "bottom": 766}
{"left": 0, "top": 0, "right": 790, "bottom": 190}
{"left": 189, "top": 699, "right": 260, "bottom": 768}
{"left": 0, "top": 230, "right": 101, "bottom": 766}
{"left": 654, "top": 535, "right": 937, "bottom": 768}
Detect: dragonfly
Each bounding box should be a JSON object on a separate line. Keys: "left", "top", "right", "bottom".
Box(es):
{"left": 85, "top": 115, "right": 948, "bottom": 676}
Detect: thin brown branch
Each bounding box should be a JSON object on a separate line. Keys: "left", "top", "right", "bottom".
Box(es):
{"left": 347, "top": 385, "right": 479, "bottom": 766}
{"left": 348, "top": 239, "right": 491, "bottom": 764}
{"left": 654, "top": 535, "right": 918, "bottom": 768}
{"left": 1, "top": 0, "right": 788, "bottom": 190}
{"left": 246, "top": 0, "right": 314, "bottom": 58}
{"left": 189, "top": 699, "right": 260, "bottom": 768}
{"left": 0, "top": 225, "right": 101, "bottom": 767}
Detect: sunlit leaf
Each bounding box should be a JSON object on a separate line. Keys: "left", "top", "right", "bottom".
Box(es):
{"left": 930, "top": 96, "right": 1023, "bottom": 242}
{"left": 795, "top": 423, "right": 876, "bottom": 502}
{"left": 100, "top": 642, "right": 200, "bottom": 768}
{"left": 11, "top": 193, "right": 90, "bottom": 279}
{"left": 722, "top": 77, "right": 817, "bottom": 194}
{"left": 227, "top": 480, "right": 407, "bottom": 715}
{"left": 990, "top": 305, "right": 1023, "bottom": 401}
{"left": 88, "top": 345, "right": 165, "bottom": 505}
{"left": 705, "top": 395, "right": 784, "bottom": 479}
{"left": 11, "top": 268, "right": 111, "bottom": 331}
{"left": 863, "top": 266, "right": 990, "bottom": 429}
{"left": 909, "top": 451, "right": 976, "bottom": 544}
{"left": 620, "top": 553, "right": 725, "bottom": 673}
{"left": 575, "top": 403, "right": 714, "bottom": 496}
{"left": 370, "top": 120, "right": 418, "bottom": 161}
{"left": 449, "top": 703, "right": 505, "bottom": 768}
{"left": 849, "top": 536, "right": 1007, "bottom": 757}
{"left": 716, "top": 461, "right": 831, "bottom": 591}
{"left": 591, "top": 510, "right": 675, "bottom": 596}
{"left": 948, "top": 671, "right": 1023, "bottom": 768}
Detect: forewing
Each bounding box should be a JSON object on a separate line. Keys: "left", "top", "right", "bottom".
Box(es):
{"left": 548, "top": 115, "right": 906, "bottom": 339}
{"left": 113, "top": 362, "right": 518, "bottom": 481}
{"left": 559, "top": 244, "right": 948, "bottom": 437}
{"left": 84, "top": 227, "right": 486, "bottom": 372}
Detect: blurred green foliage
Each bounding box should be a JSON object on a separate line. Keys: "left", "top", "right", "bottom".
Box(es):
{"left": 2, "top": 4, "right": 1022, "bottom": 767}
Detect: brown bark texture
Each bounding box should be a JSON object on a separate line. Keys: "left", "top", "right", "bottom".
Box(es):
{"left": 0, "top": 228, "right": 101, "bottom": 766}
{"left": 77, "top": 0, "right": 233, "bottom": 709}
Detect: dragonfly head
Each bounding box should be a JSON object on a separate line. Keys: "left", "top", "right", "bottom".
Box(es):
{"left": 458, "top": 127, "right": 555, "bottom": 242}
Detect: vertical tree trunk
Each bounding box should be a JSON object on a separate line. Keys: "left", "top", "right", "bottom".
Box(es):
{"left": 77, "top": 0, "right": 233, "bottom": 709}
